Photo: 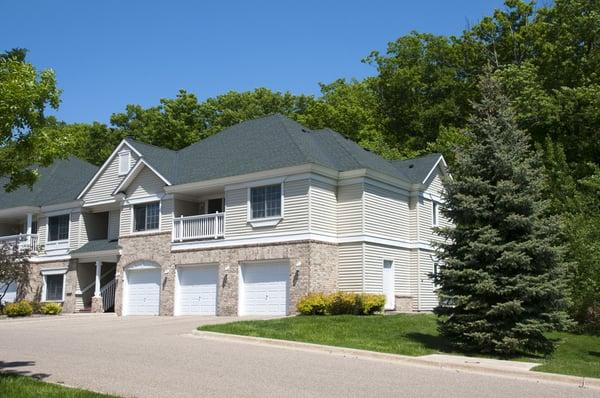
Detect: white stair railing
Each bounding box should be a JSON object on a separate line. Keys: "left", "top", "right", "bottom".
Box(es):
{"left": 172, "top": 212, "right": 225, "bottom": 242}
{"left": 101, "top": 279, "right": 116, "bottom": 311}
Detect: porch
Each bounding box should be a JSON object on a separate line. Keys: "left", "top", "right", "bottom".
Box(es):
{"left": 0, "top": 233, "right": 39, "bottom": 253}
{"left": 171, "top": 193, "right": 225, "bottom": 242}
{"left": 75, "top": 260, "right": 117, "bottom": 313}
{"left": 0, "top": 211, "right": 39, "bottom": 253}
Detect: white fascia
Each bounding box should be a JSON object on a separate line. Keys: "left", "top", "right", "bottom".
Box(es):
{"left": 77, "top": 139, "right": 142, "bottom": 200}
{"left": 112, "top": 158, "right": 172, "bottom": 196}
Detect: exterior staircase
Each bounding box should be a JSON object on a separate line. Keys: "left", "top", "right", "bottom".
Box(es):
{"left": 75, "top": 265, "right": 117, "bottom": 313}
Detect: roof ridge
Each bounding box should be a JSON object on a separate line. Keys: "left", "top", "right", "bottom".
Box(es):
{"left": 320, "top": 129, "right": 364, "bottom": 169}
{"left": 125, "top": 137, "right": 177, "bottom": 153}
{"left": 276, "top": 115, "right": 313, "bottom": 163}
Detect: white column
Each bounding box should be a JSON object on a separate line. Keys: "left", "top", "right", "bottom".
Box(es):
{"left": 26, "top": 213, "right": 32, "bottom": 235}
{"left": 94, "top": 261, "right": 102, "bottom": 297}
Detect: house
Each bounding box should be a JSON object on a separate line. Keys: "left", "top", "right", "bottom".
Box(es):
{"left": 0, "top": 114, "right": 449, "bottom": 316}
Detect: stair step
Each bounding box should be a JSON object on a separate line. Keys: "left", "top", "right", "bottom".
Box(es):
{"left": 78, "top": 307, "right": 92, "bottom": 313}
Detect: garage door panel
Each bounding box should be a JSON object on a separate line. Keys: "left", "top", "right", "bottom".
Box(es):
{"left": 240, "top": 262, "right": 289, "bottom": 316}
{"left": 126, "top": 268, "right": 160, "bottom": 316}
{"left": 176, "top": 266, "right": 218, "bottom": 316}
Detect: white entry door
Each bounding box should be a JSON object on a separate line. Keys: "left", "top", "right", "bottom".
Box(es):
{"left": 176, "top": 265, "right": 218, "bottom": 315}
{"left": 240, "top": 262, "right": 289, "bottom": 316}
{"left": 383, "top": 260, "right": 395, "bottom": 310}
{"left": 125, "top": 268, "right": 161, "bottom": 315}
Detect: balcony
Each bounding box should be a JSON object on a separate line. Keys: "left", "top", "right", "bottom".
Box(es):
{"left": 172, "top": 212, "right": 225, "bottom": 242}
{"left": 0, "top": 234, "right": 39, "bottom": 253}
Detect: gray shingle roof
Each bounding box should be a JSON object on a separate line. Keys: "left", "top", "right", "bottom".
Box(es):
{"left": 126, "top": 114, "right": 429, "bottom": 186}
{"left": 70, "top": 239, "right": 120, "bottom": 255}
{"left": 1, "top": 115, "right": 444, "bottom": 212}
{"left": 0, "top": 157, "right": 98, "bottom": 210}
{"left": 391, "top": 153, "right": 443, "bottom": 184}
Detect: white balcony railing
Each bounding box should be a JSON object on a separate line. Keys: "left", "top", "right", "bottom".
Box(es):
{"left": 172, "top": 213, "right": 225, "bottom": 242}
{"left": 0, "top": 234, "right": 39, "bottom": 253}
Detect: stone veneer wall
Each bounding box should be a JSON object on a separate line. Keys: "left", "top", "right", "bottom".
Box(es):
{"left": 115, "top": 232, "right": 338, "bottom": 316}
{"left": 21, "top": 259, "right": 78, "bottom": 313}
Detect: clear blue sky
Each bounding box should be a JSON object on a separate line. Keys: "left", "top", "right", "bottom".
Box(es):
{"left": 2, "top": 1, "right": 506, "bottom": 124}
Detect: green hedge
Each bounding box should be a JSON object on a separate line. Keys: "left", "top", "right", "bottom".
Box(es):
{"left": 4, "top": 301, "right": 33, "bottom": 317}
{"left": 297, "top": 292, "right": 386, "bottom": 315}
{"left": 40, "top": 302, "right": 62, "bottom": 315}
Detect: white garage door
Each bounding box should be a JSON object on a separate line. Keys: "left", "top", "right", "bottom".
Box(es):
{"left": 125, "top": 268, "right": 160, "bottom": 315}
{"left": 176, "top": 265, "right": 218, "bottom": 316}
{"left": 240, "top": 262, "right": 289, "bottom": 316}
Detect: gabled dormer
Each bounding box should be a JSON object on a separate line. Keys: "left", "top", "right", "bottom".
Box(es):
{"left": 77, "top": 140, "right": 142, "bottom": 206}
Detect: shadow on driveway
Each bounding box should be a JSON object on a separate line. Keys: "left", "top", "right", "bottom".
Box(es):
{"left": 0, "top": 360, "right": 51, "bottom": 380}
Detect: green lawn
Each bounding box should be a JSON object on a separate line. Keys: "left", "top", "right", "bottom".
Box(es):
{"left": 0, "top": 374, "right": 119, "bottom": 398}
{"left": 199, "top": 314, "right": 600, "bottom": 379}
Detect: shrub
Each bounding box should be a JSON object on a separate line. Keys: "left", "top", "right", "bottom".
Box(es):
{"left": 4, "top": 300, "right": 33, "bottom": 317}
{"left": 40, "top": 302, "right": 62, "bottom": 315}
{"left": 297, "top": 293, "right": 328, "bottom": 315}
{"left": 31, "top": 301, "right": 42, "bottom": 314}
{"left": 328, "top": 292, "right": 363, "bottom": 315}
{"left": 359, "top": 294, "right": 386, "bottom": 315}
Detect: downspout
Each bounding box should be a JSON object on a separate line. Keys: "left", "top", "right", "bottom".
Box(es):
{"left": 415, "top": 193, "right": 421, "bottom": 312}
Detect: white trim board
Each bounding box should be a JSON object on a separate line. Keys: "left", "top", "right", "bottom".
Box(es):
{"left": 112, "top": 158, "right": 172, "bottom": 196}
{"left": 171, "top": 231, "right": 437, "bottom": 252}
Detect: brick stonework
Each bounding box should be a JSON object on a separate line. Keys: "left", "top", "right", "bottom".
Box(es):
{"left": 394, "top": 295, "right": 414, "bottom": 312}
{"left": 22, "top": 259, "right": 77, "bottom": 313}
{"left": 91, "top": 296, "right": 104, "bottom": 313}
{"left": 114, "top": 232, "right": 338, "bottom": 316}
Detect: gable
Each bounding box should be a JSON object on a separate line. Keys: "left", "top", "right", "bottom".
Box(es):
{"left": 82, "top": 149, "right": 139, "bottom": 204}
{"left": 125, "top": 166, "right": 166, "bottom": 199}
{"left": 423, "top": 165, "right": 446, "bottom": 197}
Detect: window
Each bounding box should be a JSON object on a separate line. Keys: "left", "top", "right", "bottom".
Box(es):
{"left": 133, "top": 202, "right": 160, "bottom": 232}
{"left": 250, "top": 184, "right": 281, "bottom": 219}
{"left": 118, "top": 150, "right": 131, "bottom": 175}
{"left": 48, "top": 214, "right": 69, "bottom": 242}
{"left": 45, "top": 274, "right": 64, "bottom": 301}
{"left": 432, "top": 201, "right": 439, "bottom": 227}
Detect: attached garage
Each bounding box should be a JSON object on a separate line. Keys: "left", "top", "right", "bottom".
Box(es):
{"left": 175, "top": 265, "right": 218, "bottom": 316}
{"left": 239, "top": 261, "right": 289, "bottom": 316}
{"left": 123, "top": 263, "right": 161, "bottom": 316}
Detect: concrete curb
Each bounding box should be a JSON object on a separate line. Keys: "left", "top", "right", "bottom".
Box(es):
{"left": 191, "top": 330, "right": 599, "bottom": 390}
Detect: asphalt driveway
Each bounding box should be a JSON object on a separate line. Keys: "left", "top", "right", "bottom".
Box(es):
{"left": 0, "top": 315, "right": 595, "bottom": 397}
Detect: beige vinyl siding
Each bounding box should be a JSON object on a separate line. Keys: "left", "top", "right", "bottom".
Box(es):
{"left": 309, "top": 179, "right": 337, "bottom": 235}
{"left": 417, "top": 249, "right": 438, "bottom": 311}
{"left": 419, "top": 198, "right": 436, "bottom": 243}
{"left": 119, "top": 205, "right": 132, "bottom": 236}
{"left": 69, "top": 211, "right": 81, "bottom": 250}
{"left": 83, "top": 151, "right": 139, "bottom": 203}
{"left": 108, "top": 210, "right": 120, "bottom": 240}
{"left": 363, "top": 243, "right": 411, "bottom": 296}
{"left": 37, "top": 216, "right": 47, "bottom": 247}
{"left": 337, "top": 183, "right": 363, "bottom": 236}
{"left": 224, "top": 179, "right": 309, "bottom": 238}
{"left": 424, "top": 167, "right": 445, "bottom": 197}
{"left": 410, "top": 249, "right": 419, "bottom": 311}
{"left": 160, "top": 198, "right": 174, "bottom": 233}
{"left": 337, "top": 243, "right": 363, "bottom": 292}
{"left": 126, "top": 166, "right": 165, "bottom": 199}
{"left": 363, "top": 182, "right": 410, "bottom": 241}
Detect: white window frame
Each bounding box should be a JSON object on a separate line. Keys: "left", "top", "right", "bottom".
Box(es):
{"left": 45, "top": 211, "right": 71, "bottom": 251}
{"left": 432, "top": 201, "right": 439, "bottom": 227}
{"left": 246, "top": 180, "right": 284, "bottom": 228}
{"left": 118, "top": 150, "right": 131, "bottom": 176}
{"left": 131, "top": 200, "right": 161, "bottom": 234}
{"left": 41, "top": 268, "right": 68, "bottom": 302}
